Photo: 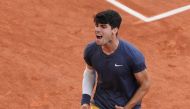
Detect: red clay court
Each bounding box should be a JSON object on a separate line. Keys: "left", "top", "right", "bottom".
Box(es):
{"left": 0, "top": 0, "right": 190, "bottom": 109}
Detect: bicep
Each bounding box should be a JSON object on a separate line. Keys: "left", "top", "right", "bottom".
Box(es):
{"left": 134, "top": 69, "right": 150, "bottom": 85}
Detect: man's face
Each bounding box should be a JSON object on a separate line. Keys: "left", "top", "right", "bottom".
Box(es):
{"left": 95, "top": 23, "right": 117, "bottom": 45}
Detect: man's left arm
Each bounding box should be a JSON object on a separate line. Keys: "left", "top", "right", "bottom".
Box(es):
{"left": 126, "top": 69, "right": 151, "bottom": 109}
{"left": 116, "top": 69, "right": 151, "bottom": 109}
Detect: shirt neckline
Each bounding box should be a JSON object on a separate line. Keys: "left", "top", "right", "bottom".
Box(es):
{"left": 99, "top": 39, "right": 121, "bottom": 58}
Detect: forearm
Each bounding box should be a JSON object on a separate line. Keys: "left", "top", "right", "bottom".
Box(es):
{"left": 81, "top": 66, "right": 96, "bottom": 105}
{"left": 125, "top": 81, "right": 150, "bottom": 109}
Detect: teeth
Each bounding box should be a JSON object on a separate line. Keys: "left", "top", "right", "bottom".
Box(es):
{"left": 96, "top": 35, "right": 102, "bottom": 39}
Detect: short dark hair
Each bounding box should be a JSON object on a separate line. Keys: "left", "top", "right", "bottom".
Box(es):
{"left": 94, "top": 9, "right": 122, "bottom": 29}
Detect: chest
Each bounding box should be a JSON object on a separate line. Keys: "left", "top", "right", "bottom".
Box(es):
{"left": 91, "top": 52, "right": 132, "bottom": 79}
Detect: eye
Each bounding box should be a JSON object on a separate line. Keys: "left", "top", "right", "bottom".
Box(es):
{"left": 101, "top": 25, "right": 107, "bottom": 29}
{"left": 95, "top": 24, "right": 98, "bottom": 27}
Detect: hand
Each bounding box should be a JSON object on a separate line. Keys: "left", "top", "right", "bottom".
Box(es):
{"left": 115, "top": 105, "right": 132, "bottom": 109}
{"left": 81, "top": 104, "right": 90, "bottom": 109}
{"left": 115, "top": 105, "right": 125, "bottom": 109}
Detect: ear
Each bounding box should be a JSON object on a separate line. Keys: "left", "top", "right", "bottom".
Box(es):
{"left": 112, "top": 28, "right": 118, "bottom": 35}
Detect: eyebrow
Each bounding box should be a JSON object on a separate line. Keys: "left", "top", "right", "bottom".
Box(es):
{"left": 99, "top": 24, "right": 107, "bottom": 27}
{"left": 99, "top": 24, "right": 107, "bottom": 26}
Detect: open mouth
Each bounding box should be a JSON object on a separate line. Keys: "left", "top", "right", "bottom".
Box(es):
{"left": 96, "top": 35, "right": 102, "bottom": 39}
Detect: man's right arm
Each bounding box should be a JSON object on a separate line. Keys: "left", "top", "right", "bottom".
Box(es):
{"left": 81, "top": 64, "right": 96, "bottom": 109}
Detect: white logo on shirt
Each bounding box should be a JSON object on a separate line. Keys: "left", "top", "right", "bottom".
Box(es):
{"left": 115, "top": 64, "right": 123, "bottom": 67}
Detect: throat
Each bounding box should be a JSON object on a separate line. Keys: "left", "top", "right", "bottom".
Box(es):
{"left": 102, "top": 48, "right": 115, "bottom": 55}
{"left": 102, "top": 40, "right": 119, "bottom": 55}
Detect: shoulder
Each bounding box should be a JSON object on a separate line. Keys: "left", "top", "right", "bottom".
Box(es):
{"left": 120, "top": 39, "right": 146, "bottom": 73}
{"left": 84, "top": 41, "right": 97, "bottom": 51}
{"left": 84, "top": 41, "right": 98, "bottom": 56}
{"left": 120, "top": 39, "right": 145, "bottom": 62}
{"left": 120, "top": 39, "right": 142, "bottom": 54}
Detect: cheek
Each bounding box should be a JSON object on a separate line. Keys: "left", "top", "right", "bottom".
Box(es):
{"left": 103, "top": 30, "right": 112, "bottom": 35}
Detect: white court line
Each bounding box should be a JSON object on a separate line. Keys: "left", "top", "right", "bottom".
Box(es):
{"left": 106, "top": 0, "right": 148, "bottom": 21}
{"left": 106, "top": 0, "right": 190, "bottom": 22}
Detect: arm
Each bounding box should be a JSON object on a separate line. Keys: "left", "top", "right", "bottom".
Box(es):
{"left": 81, "top": 64, "right": 96, "bottom": 109}
{"left": 124, "top": 69, "right": 151, "bottom": 109}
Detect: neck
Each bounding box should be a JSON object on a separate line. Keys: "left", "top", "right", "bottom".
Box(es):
{"left": 102, "top": 38, "right": 119, "bottom": 55}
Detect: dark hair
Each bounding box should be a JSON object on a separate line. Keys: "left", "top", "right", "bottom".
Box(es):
{"left": 94, "top": 9, "right": 122, "bottom": 29}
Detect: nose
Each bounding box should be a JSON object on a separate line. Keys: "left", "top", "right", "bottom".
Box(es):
{"left": 95, "top": 26, "right": 101, "bottom": 34}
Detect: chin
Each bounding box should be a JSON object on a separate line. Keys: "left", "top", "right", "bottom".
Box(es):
{"left": 95, "top": 41, "right": 102, "bottom": 45}
{"left": 95, "top": 41, "right": 101, "bottom": 45}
